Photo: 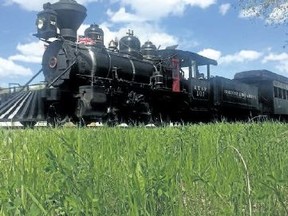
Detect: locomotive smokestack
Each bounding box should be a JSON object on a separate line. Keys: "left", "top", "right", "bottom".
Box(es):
{"left": 52, "top": 0, "right": 87, "bottom": 41}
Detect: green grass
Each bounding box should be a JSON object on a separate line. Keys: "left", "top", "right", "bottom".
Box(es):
{"left": 0, "top": 122, "right": 288, "bottom": 215}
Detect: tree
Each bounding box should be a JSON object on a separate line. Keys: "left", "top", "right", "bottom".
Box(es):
{"left": 239, "top": 0, "right": 288, "bottom": 24}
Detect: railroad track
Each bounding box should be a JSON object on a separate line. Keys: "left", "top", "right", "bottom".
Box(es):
{"left": 0, "top": 121, "right": 177, "bottom": 128}
{"left": 0, "top": 121, "right": 47, "bottom": 128}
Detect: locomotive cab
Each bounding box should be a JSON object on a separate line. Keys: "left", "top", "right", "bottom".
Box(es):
{"left": 158, "top": 49, "right": 217, "bottom": 92}
{"left": 154, "top": 49, "right": 218, "bottom": 121}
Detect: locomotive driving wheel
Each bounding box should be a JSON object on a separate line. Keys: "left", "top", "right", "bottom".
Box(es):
{"left": 47, "top": 115, "right": 69, "bottom": 127}
{"left": 106, "top": 107, "right": 119, "bottom": 127}
{"left": 124, "top": 92, "right": 153, "bottom": 126}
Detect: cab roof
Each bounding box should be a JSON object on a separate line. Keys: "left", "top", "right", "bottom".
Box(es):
{"left": 158, "top": 49, "right": 218, "bottom": 67}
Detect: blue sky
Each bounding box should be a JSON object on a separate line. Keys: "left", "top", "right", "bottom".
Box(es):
{"left": 0, "top": 0, "right": 288, "bottom": 87}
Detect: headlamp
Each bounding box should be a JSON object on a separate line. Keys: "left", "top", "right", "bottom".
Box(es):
{"left": 37, "top": 18, "right": 45, "bottom": 30}
{"left": 34, "top": 3, "right": 57, "bottom": 40}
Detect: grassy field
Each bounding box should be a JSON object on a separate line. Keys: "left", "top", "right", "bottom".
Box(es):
{"left": 0, "top": 122, "right": 288, "bottom": 215}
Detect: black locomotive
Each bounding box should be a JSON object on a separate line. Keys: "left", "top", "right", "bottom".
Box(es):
{"left": 1, "top": 0, "right": 288, "bottom": 126}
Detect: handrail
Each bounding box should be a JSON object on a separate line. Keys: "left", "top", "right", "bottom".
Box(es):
{"left": 0, "top": 83, "right": 46, "bottom": 95}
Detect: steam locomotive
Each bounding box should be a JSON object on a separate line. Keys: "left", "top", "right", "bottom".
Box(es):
{"left": 1, "top": 0, "right": 288, "bottom": 127}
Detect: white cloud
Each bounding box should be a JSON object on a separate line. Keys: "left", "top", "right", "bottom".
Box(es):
{"left": 4, "top": 0, "right": 215, "bottom": 13}
{"left": 9, "top": 41, "right": 44, "bottom": 64}
{"left": 219, "top": 3, "right": 230, "bottom": 16}
{"left": 198, "top": 48, "right": 221, "bottom": 61}
{"left": 107, "top": 7, "right": 145, "bottom": 23}
{"left": 0, "top": 57, "right": 33, "bottom": 78}
{"left": 110, "top": 0, "right": 216, "bottom": 22}
{"left": 9, "top": 55, "right": 42, "bottom": 63}
{"left": 3, "top": 0, "right": 99, "bottom": 11}
{"left": 0, "top": 41, "right": 44, "bottom": 79}
{"left": 219, "top": 50, "right": 262, "bottom": 64}
{"left": 103, "top": 23, "right": 178, "bottom": 49}
{"left": 262, "top": 52, "right": 288, "bottom": 63}
{"left": 15, "top": 41, "right": 44, "bottom": 57}
{"left": 184, "top": 0, "right": 216, "bottom": 9}
{"left": 77, "top": 24, "right": 90, "bottom": 37}
{"left": 262, "top": 52, "right": 288, "bottom": 73}
{"left": 105, "top": 0, "right": 210, "bottom": 48}
{"left": 4, "top": 0, "right": 56, "bottom": 11}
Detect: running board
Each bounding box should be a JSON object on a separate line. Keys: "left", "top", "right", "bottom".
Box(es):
{"left": 0, "top": 89, "right": 46, "bottom": 122}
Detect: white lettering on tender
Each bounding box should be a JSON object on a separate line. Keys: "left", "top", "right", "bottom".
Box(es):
{"left": 224, "top": 89, "right": 257, "bottom": 100}
{"left": 193, "top": 85, "right": 208, "bottom": 98}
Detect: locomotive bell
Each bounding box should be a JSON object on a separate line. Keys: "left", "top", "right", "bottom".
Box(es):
{"left": 34, "top": 3, "right": 57, "bottom": 40}
{"left": 84, "top": 24, "right": 104, "bottom": 46}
